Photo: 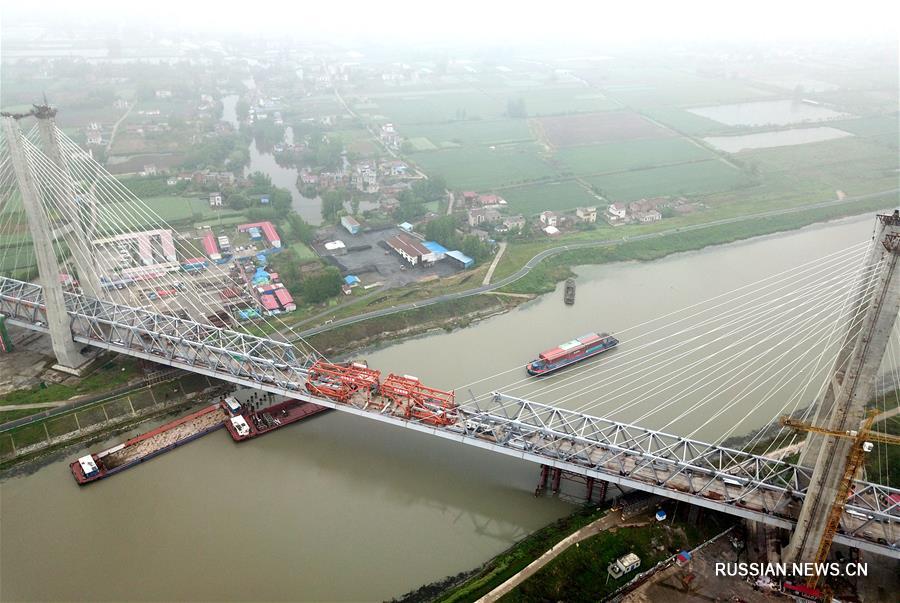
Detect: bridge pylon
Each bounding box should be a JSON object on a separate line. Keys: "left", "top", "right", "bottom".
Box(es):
{"left": 784, "top": 211, "right": 900, "bottom": 563}
{"left": 1, "top": 115, "right": 87, "bottom": 372}
{"left": 33, "top": 104, "right": 103, "bottom": 298}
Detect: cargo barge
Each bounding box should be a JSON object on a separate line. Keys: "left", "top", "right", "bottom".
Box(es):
{"left": 71, "top": 402, "right": 228, "bottom": 484}
{"left": 564, "top": 278, "right": 576, "bottom": 305}
{"left": 222, "top": 396, "right": 329, "bottom": 441}
{"left": 526, "top": 332, "right": 618, "bottom": 376}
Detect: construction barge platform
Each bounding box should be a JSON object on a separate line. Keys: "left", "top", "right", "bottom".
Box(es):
{"left": 223, "top": 396, "right": 329, "bottom": 441}
{"left": 71, "top": 402, "right": 228, "bottom": 484}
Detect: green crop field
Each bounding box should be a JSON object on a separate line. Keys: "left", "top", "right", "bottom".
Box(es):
{"left": 587, "top": 160, "right": 753, "bottom": 201}
{"left": 142, "top": 196, "right": 245, "bottom": 225}
{"left": 739, "top": 136, "right": 899, "bottom": 194}
{"left": 639, "top": 107, "right": 729, "bottom": 135}
{"left": 401, "top": 119, "right": 534, "bottom": 147}
{"left": 508, "top": 87, "right": 619, "bottom": 115}
{"left": 409, "top": 143, "right": 555, "bottom": 190}
{"left": 501, "top": 180, "right": 600, "bottom": 215}
{"left": 608, "top": 76, "right": 774, "bottom": 108}
{"left": 373, "top": 90, "right": 507, "bottom": 124}
{"left": 555, "top": 137, "right": 714, "bottom": 176}
{"left": 830, "top": 114, "right": 899, "bottom": 149}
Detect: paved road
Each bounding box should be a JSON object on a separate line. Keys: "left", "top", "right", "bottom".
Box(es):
{"left": 291, "top": 189, "right": 898, "bottom": 340}
{"left": 478, "top": 513, "right": 651, "bottom": 602}
{"left": 482, "top": 241, "right": 507, "bottom": 286}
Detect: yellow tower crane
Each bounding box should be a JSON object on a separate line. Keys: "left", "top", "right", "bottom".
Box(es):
{"left": 780, "top": 410, "right": 900, "bottom": 589}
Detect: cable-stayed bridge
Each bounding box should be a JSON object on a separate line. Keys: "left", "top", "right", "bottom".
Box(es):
{"left": 1, "top": 106, "right": 898, "bottom": 560}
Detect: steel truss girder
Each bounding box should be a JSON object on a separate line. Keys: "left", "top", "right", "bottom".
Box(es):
{"left": 0, "top": 277, "right": 896, "bottom": 557}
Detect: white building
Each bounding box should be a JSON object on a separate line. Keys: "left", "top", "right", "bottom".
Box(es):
{"left": 209, "top": 192, "right": 223, "bottom": 207}
{"left": 539, "top": 211, "right": 559, "bottom": 227}
{"left": 576, "top": 207, "right": 598, "bottom": 223}
{"left": 608, "top": 553, "right": 641, "bottom": 579}
{"left": 607, "top": 203, "right": 627, "bottom": 219}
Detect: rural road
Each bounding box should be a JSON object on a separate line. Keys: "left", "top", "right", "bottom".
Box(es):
{"left": 478, "top": 513, "right": 651, "bottom": 602}
{"left": 290, "top": 188, "right": 898, "bottom": 341}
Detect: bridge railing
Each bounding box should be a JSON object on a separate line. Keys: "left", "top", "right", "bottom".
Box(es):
{"left": 1, "top": 276, "right": 897, "bottom": 556}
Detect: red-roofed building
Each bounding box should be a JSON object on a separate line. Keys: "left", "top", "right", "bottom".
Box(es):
{"left": 237, "top": 221, "right": 282, "bottom": 248}
{"left": 274, "top": 288, "right": 296, "bottom": 312}
{"left": 201, "top": 233, "right": 221, "bottom": 260}
{"left": 260, "top": 295, "right": 280, "bottom": 312}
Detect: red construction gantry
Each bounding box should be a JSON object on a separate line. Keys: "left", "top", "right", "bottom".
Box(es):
{"left": 305, "top": 360, "right": 381, "bottom": 403}
{"left": 380, "top": 373, "right": 457, "bottom": 426}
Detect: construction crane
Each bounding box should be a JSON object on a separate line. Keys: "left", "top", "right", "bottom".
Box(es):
{"left": 780, "top": 410, "right": 900, "bottom": 589}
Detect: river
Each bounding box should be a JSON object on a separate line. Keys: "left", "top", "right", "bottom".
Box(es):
{"left": 0, "top": 213, "right": 888, "bottom": 601}
{"left": 221, "top": 94, "right": 323, "bottom": 225}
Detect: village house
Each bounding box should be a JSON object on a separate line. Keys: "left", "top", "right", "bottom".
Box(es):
{"left": 476, "top": 193, "right": 506, "bottom": 207}
{"left": 502, "top": 215, "right": 527, "bottom": 230}
{"left": 539, "top": 211, "right": 559, "bottom": 228}
{"left": 380, "top": 123, "right": 401, "bottom": 148}
{"left": 86, "top": 130, "right": 102, "bottom": 145}
{"left": 209, "top": 192, "right": 223, "bottom": 207}
{"left": 352, "top": 163, "right": 379, "bottom": 194}
{"left": 468, "top": 207, "right": 502, "bottom": 227}
{"left": 634, "top": 209, "right": 662, "bottom": 223}
{"left": 166, "top": 177, "right": 178, "bottom": 186}
{"left": 299, "top": 171, "right": 318, "bottom": 185}
{"left": 607, "top": 203, "right": 627, "bottom": 220}
{"left": 576, "top": 207, "right": 598, "bottom": 223}
{"left": 461, "top": 191, "right": 479, "bottom": 205}
{"left": 380, "top": 160, "right": 410, "bottom": 177}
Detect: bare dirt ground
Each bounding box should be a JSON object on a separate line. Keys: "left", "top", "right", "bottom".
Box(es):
{"left": 0, "top": 329, "right": 55, "bottom": 395}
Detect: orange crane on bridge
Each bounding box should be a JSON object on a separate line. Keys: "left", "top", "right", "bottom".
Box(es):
{"left": 780, "top": 410, "right": 900, "bottom": 590}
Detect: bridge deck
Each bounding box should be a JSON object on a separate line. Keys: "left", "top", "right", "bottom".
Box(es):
{"left": 1, "top": 275, "right": 897, "bottom": 558}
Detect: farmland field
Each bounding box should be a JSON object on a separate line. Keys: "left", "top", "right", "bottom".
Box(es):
{"left": 738, "top": 137, "right": 899, "bottom": 194}
{"left": 409, "top": 143, "right": 555, "bottom": 190}
{"left": 586, "top": 160, "right": 753, "bottom": 201}
{"left": 830, "top": 114, "right": 899, "bottom": 149}
{"left": 400, "top": 119, "right": 534, "bottom": 147}
{"left": 507, "top": 87, "right": 619, "bottom": 115}
{"left": 501, "top": 181, "right": 600, "bottom": 215}
{"left": 639, "top": 107, "right": 727, "bottom": 136}
{"left": 537, "top": 111, "right": 673, "bottom": 147}
{"left": 555, "top": 137, "right": 713, "bottom": 175}
{"left": 373, "top": 90, "right": 507, "bottom": 124}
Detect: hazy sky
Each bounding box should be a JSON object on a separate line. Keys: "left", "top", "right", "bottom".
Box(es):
{"left": 3, "top": 0, "right": 899, "bottom": 46}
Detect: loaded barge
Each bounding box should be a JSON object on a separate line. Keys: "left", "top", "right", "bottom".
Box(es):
{"left": 526, "top": 332, "right": 618, "bottom": 376}
{"left": 71, "top": 402, "right": 229, "bottom": 484}
{"left": 222, "top": 396, "right": 328, "bottom": 441}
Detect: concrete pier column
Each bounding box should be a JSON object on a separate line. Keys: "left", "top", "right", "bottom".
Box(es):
{"left": 2, "top": 116, "right": 85, "bottom": 370}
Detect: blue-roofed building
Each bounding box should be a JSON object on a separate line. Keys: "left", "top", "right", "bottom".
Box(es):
{"left": 344, "top": 275, "right": 361, "bottom": 286}
{"left": 260, "top": 195, "right": 270, "bottom": 204}
{"left": 423, "top": 241, "right": 449, "bottom": 260}
{"left": 446, "top": 250, "right": 474, "bottom": 269}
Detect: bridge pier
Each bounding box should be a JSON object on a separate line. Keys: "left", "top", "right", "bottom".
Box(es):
{"left": 785, "top": 212, "right": 900, "bottom": 564}
{"left": 1, "top": 116, "right": 88, "bottom": 372}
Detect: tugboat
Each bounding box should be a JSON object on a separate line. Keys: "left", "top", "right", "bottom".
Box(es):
{"left": 526, "top": 332, "right": 618, "bottom": 376}
{"left": 564, "top": 278, "right": 576, "bottom": 305}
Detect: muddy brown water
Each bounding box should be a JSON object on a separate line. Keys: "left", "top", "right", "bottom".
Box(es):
{"left": 0, "top": 214, "right": 887, "bottom": 601}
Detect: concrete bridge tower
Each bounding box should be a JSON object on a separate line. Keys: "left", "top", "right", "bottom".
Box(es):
{"left": 785, "top": 211, "right": 900, "bottom": 563}
{"left": 1, "top": 114, "right": 87, "bottom": 372}
{"left": 33, "top": 104, "right": 102, "bottom": 298}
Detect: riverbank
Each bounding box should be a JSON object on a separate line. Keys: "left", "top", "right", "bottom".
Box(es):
{"left": 397, "top": 500, "right": 737, "bottom": 602}
{"left": 303, "top": 195, "right": 894, "bottom": 358}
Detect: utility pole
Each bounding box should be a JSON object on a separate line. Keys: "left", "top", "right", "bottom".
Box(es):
{"left": 2, "top": 115, "right": 86, "bottom": 371}
{"left": 33, "top": 103, "right": 103, "bottom": 298}
{"left": 784, "top": 211, "right": 900, "bottom": 563}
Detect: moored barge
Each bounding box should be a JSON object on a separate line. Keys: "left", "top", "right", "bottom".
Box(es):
{"left": 526, "top": 332, "right": 618, "bottom": 376}
{"left": 222, "top": 396, "right": 329, "bottom": 441}
{"left": 71, "top": 402, "right": 228, "bottom": 484}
